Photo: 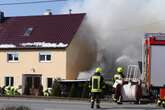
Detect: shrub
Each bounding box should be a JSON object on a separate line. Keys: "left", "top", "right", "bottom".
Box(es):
{"left": 68, "top": 83, "right": 77, "bottom": 97}
{"left": 51, "top": 79, "right": 61, "bottom": 96}
{"left": 43, "top": 89, "right": 51, "bottom": 96}
{"left": 4, "top": 86, "right": 20, "bottom": 96}
{"left": 81, "top": 82, "right": 90, "bottom": 98}
{"left": 60, "top": 84, "right": 68, "bottom": 97}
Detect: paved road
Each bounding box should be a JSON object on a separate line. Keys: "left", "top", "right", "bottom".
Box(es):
{"left": 0, "top": 97, "right": 163, "bottom": 110}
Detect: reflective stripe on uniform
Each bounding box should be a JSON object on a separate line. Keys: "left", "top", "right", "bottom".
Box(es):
{"left": 91, "top": 76, "right": 102, "bottom": 92}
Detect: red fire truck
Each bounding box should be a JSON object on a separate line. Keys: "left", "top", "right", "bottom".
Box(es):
{"left": 143, "top": 33, "right": 165, "bottom": 107}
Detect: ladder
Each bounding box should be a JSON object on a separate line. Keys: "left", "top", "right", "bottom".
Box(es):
{"left": 126, "top": 65, "right": 140, "bottom": 82}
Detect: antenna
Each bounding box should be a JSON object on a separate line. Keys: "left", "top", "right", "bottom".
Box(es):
{"left": 43, "top": 9, "right": 52, "bottom": 15}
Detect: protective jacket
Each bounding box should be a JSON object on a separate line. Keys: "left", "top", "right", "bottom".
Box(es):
{"left": 89, "top": 72, "right": 104, "bottom": 93}
{"left": 113, "top": 72, "right": 125, "bottom": 88}
{"left": 114, "top": 74, "right": 123, "bottom": 80}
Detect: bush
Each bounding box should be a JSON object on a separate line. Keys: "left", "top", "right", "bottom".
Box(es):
{"left": 4, "top": 86, "right": 20, "bottom": 96}
{"left": 81, "top": 82, "right": 90, "bottom": 98}
{"left": 51, "top": 79, "right": 61, "bottom": 96}
{"left": 68, "top": 84, "right": 77, "bottom": 97}
{"left": 43, "top": 89, "right": 51, "bottom": 96}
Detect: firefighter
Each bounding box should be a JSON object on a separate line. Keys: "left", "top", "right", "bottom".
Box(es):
{"left": 89, "top": 67, "right": 105, "bottom": 109}
{"left": 112, "top": 67, "right": 125, "bottom": 104}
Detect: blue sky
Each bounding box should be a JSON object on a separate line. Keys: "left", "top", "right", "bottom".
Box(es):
{"left": 0, "top": 0, "right": 83, "bottom": 16}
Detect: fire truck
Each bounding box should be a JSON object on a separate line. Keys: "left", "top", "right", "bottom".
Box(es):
{"left": 115, "top": 33, "right": 165, "bottom": 107}
{"left": 143, "top": 33, "right": 165, "bottom": 107}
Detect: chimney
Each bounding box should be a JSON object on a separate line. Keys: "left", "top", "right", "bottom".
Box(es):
{"left": 43, "top": 9, "right": 52, "bottom": 15}
{"left": 0, "top": 11, "right": 5, "bottom": 23}
{"left": 69, "top": 9, "right": 72, "bottom": 15}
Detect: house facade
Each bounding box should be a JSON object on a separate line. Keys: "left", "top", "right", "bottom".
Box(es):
{"left": 0, "top": 12, "right": 96, "bottom": 95}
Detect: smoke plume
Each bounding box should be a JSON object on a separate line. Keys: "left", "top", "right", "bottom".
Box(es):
{"left": 61, "top": 0, "right": 165, "bottom": 77}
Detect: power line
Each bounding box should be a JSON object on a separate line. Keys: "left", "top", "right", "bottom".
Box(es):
{"left": 0, "top": 0, "right": 67, "bottom": 6}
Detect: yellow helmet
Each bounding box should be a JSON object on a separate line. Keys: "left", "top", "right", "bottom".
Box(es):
{"left": 116, "top": 67, "right": 124, "bottom": 73}
{"left": 95, "top": 67, "right": 102, "bottom": 73}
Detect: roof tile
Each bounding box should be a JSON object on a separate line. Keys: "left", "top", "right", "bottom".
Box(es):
{"left": 0, "top": 13, "right": 85, "bottom": 48}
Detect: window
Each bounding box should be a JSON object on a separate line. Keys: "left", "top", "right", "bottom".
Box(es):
{"left": 24, "top": 27, "right": 33, "bottom": 36}
{"left": 5, "top": 76, "right": 14, "bottom": 86}
{"left": 39, "top": 52, "right": 51, "bottom": 62}
{"left": 47, "top": 78, "right": 53, "bottom": 88}
{"left": 7, "top": 52, "right": 19, "bottom": 62}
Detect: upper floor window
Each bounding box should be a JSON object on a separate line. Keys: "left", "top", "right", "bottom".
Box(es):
{"left": 39, "top": 52, "right": 51, "bottom": 62}
{"left": 5, "top": 76, "right": 14, "bottom": 86}
{"left": 7, "top": 52, "right": 19, "bottom": 62}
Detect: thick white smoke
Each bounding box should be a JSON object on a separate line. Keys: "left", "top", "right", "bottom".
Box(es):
{"left": 61, "top": 0, "right": 165, "bottom": 77}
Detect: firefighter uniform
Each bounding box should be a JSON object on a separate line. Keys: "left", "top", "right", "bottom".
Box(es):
{"left": 89, "top": 67, "right": 105, "bottom": 109}
{"left": 112, "top": 67, "right": 125, "bottom": 103}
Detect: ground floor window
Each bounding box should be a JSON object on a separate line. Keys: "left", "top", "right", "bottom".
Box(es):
{"left": 47, "top": 78, "right": 53, "bottom": 88}
{"left": 5, "top": 76, "right": 14, "bottom": 86}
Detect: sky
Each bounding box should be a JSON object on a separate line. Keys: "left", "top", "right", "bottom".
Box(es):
{"left": 1, "top": 0, "right": 165, "bottom": 74}
{"left": 0, "top": 0, "right": 83, "bottom": 16}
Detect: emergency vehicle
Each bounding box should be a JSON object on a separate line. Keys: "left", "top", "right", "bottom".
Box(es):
{"left": 143, "top": 33, "right": 165, "bottom": 107}
{"left": 114, "top": 33, "right": 165, "bottom": 108}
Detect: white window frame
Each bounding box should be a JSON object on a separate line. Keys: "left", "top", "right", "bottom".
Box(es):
{"left": 7, "top": 52, "right": 19, "bottom": 62}
{"left": 4, "top": 76, "right": 14, "bottom": 86}
{"left": 39, "top": 52, "right": 52, "bottom": 62}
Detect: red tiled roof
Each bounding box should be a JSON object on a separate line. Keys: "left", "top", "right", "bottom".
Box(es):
{"left": 0, "top": 13, "right": 85, "bottom": 48}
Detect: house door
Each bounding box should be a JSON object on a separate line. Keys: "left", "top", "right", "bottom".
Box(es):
{"left": 23, "top": 74, "right": 42, "bottom": 96}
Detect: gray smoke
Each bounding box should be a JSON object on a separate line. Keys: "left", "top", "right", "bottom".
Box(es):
{"left": 61, "top": 0, "right": 165, "bottom": 76}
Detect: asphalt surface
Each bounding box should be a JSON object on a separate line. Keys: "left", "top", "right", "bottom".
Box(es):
{"left": 0, "top": 97, "right": 164, "bottom": 110}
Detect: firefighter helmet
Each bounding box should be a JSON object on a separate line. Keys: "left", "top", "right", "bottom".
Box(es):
{"left": 116, "top": 67, "right": 124, "bottom": 73}
{"left": 95, "top": 67, "right": 102, "bottom": 73}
